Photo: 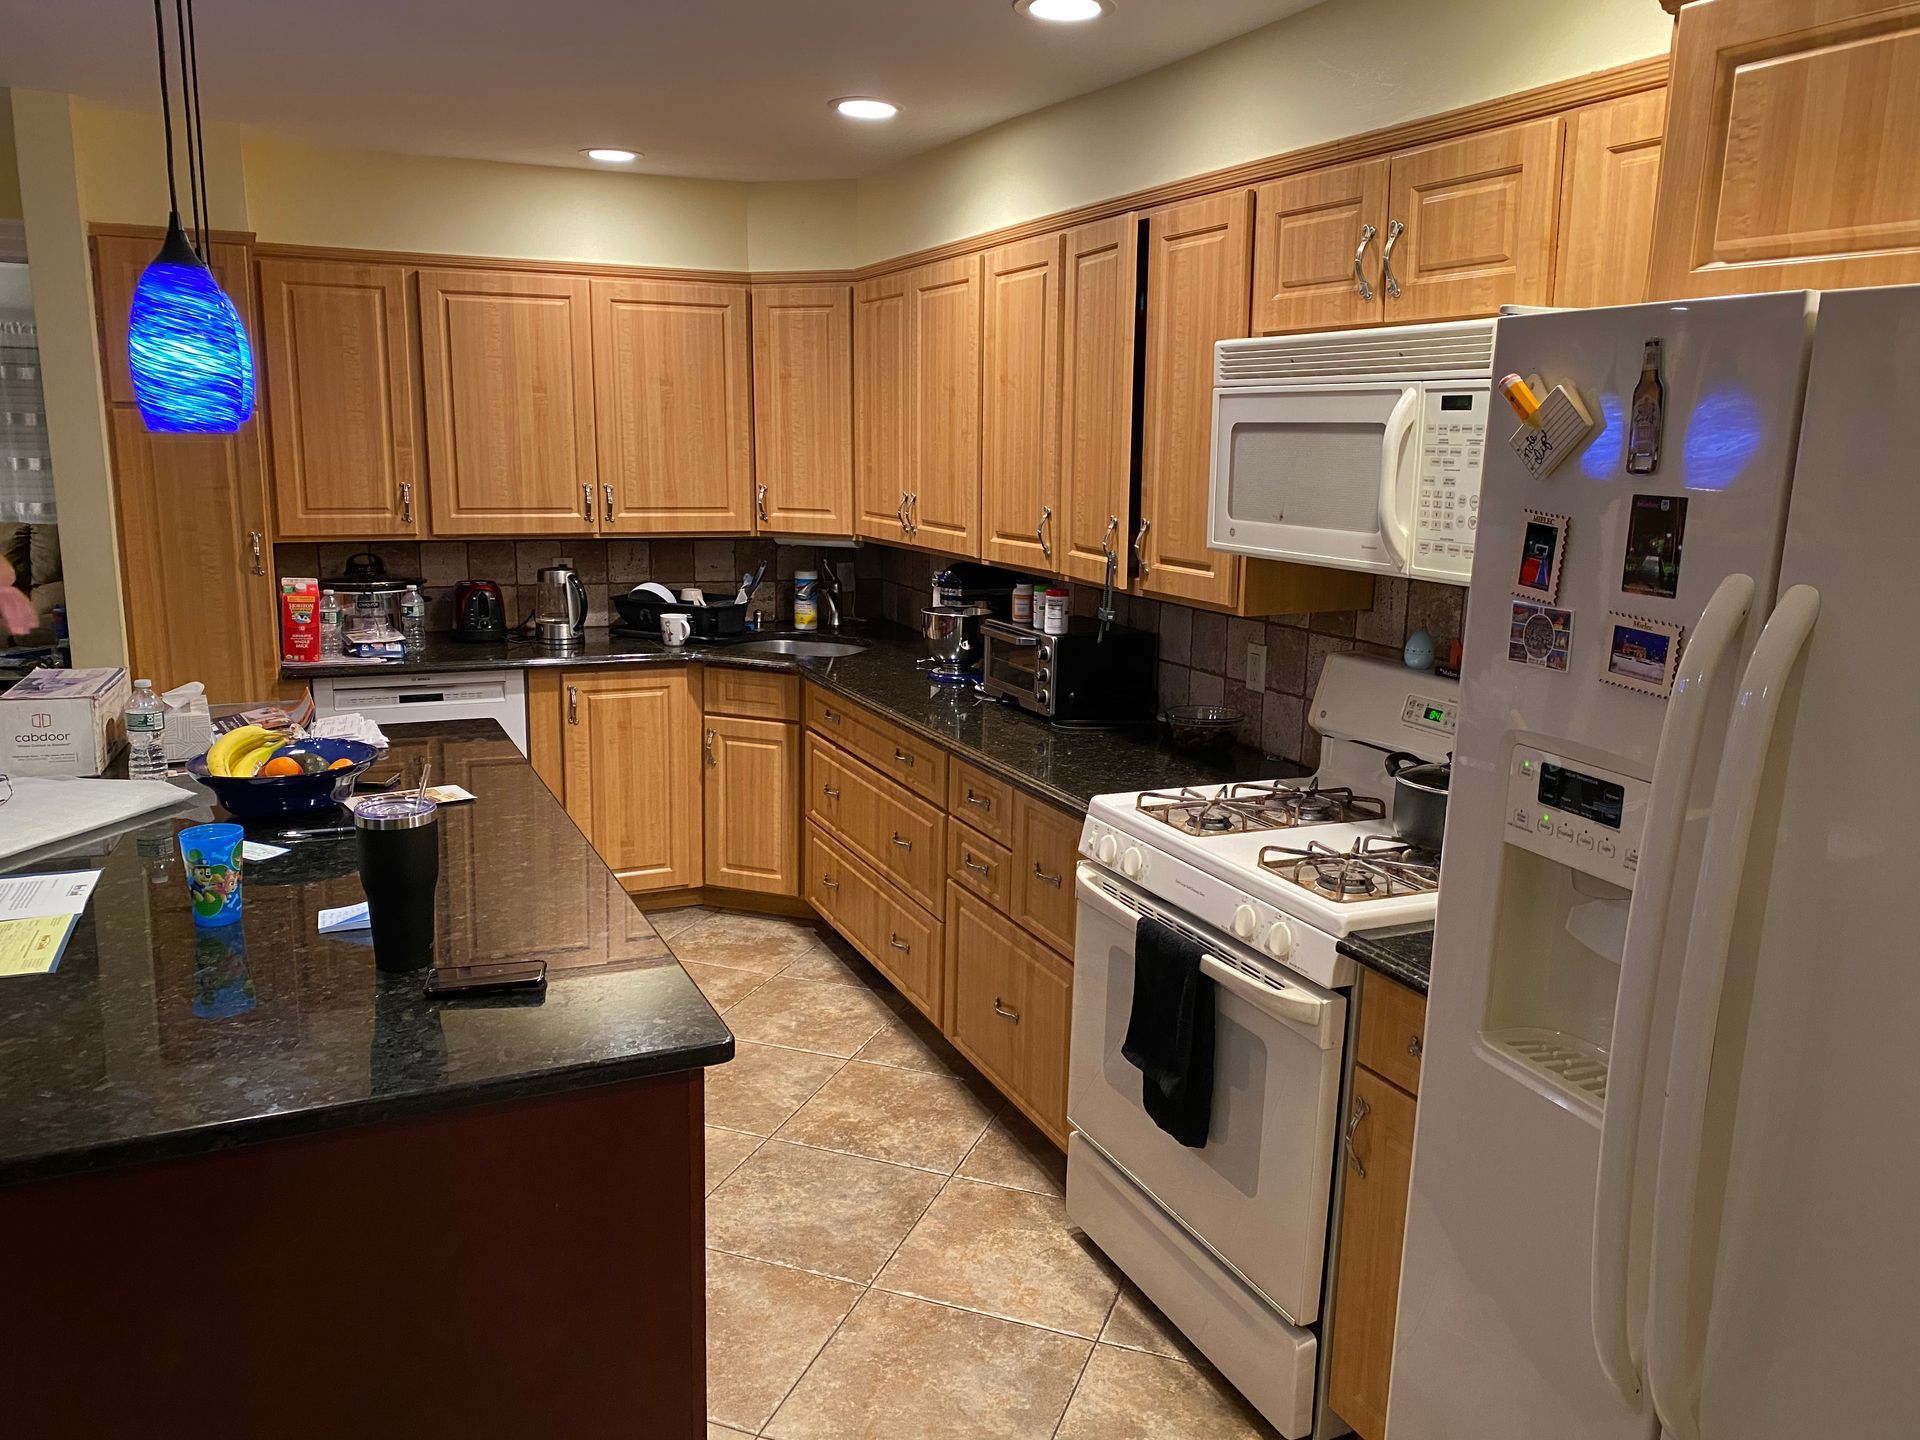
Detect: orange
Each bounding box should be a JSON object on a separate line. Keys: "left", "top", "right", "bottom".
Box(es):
{"left": 328, "top": 757, "right": 354, "bottom": 771}
{"left": 258, "top": 755, "right": 303, "bottom": 778}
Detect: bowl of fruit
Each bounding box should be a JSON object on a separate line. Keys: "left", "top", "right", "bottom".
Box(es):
{"left": 188, "top": 726, "right": 380, "bottom": 819}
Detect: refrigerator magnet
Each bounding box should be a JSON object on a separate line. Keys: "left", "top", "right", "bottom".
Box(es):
{"left": 1602, "top": 612, "right": 1684, "bottom": 697}
{"left": 1621, "top": 494, "right": 1687, "bottom": 599}
{"left": 1508, "top": 601, "right": 1573, "bottom": 672}
{"left": 1514, "top": 510, "right": 1569, "bottom": 605}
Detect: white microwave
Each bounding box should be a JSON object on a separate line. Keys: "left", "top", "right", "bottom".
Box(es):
{"left": 1207, "top": 318, "right": 1495, "bottom": 585}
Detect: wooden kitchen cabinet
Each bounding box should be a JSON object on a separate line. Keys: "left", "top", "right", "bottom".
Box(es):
{"left": 853, "top": 270, "right": 912, "bottom": 543}
{"left": 1382, "top": 117, "right": 1562, "bottom": 323}
{"left": 1009, "top": 789, "right": 1080, "bottom": 959}
{"left": 945, "top": 884, "right": 1073, "bottom": 1145}
{"left": 751, "top": 283, "right": 853, "bottom": 535}
{"left": 417, "top": 268, "right": 598, "bottom": 536}
{"left": 1328, "top": 1064, "right": 1419, "bottom": 1440}
{"left": 808, "top": 825, "right": 944, "bottom": 1025}
{"left": 561, "top": 667, "right": 703, "bottom": 892}
{"left": 1253, "top": 157, "right": 1392, "bottom": 335}
{"left": 905, "top": 254, "right": 984, "bottom": 556}
{"left": 805, "top": 733, "right": 946, "bottom": 915}
{"left": 592, "top": 278, "right": 753, "bottom": 534}
{"left": 980, "top": 234, "right": 1063, "bottom": 572}
{"left": 1058, "top": 214, "right": 1140, "bottom": 588}
{"left": 256, "top": 257, "right": 422, "bottom": 537}
{"left": 1554, "top": 91, "right": 1666, "bottom": 308}
{"left": 703, "top": 714, "right": 800, "bottom": 896}
{"left": 1649, "top": 0, "right": 1920, "bottom": 298}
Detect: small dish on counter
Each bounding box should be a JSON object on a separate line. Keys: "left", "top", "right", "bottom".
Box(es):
{"left": 1163, "top": 704, "right": 1245, "bottom": 757}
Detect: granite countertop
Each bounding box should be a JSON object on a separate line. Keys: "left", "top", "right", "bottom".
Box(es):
{"left": 1337, "top": 926, "right": 1433, "bottom": 996}
{"left": 0, "top": 720, "right": 733, "bottom": 1188}
{"left": 286, "top": 628, "right": 1300, "bottom": 813}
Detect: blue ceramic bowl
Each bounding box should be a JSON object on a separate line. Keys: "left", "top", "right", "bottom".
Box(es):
{"left": 188, "top": 737, "right": 380, "bottom": 819}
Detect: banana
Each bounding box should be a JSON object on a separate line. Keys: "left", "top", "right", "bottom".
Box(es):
{"left": 205, "top": 725, "right": 288, "bottom": 777}
{"left": 235, "top": 735, "right": 290, "bottom": 777}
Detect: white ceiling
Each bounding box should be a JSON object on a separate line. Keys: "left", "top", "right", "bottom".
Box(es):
{"left": 0, "top": 0, "right": 1323, "bottom": 181}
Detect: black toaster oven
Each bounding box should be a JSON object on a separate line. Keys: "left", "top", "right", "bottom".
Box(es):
{"left": 980, "top": 618, "right": 1158, "bottom": 727}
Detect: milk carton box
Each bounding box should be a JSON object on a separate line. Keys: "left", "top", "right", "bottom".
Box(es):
{"left": 0, "top": 667, "right": 132, "bottom": 776}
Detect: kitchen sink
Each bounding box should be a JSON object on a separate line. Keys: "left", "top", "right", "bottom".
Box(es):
{"left": 727, "top": 637, "right": 867, "bottom": 659}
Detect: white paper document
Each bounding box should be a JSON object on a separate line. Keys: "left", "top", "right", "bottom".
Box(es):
{"left": 0, "top": 869, "right": 103, "bottom": 922}
{"left": 241, "top": 841, "right": 290, "bottom": 861}
{"left": 318, "top": 902, "right": 371, "bottom": 933}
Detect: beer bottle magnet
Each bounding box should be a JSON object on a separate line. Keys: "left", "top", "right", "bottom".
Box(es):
{"left": 1626, "top": 337, "right": 1665, "bottom": 475}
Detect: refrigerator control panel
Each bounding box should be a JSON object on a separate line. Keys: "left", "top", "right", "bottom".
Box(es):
{"left": 1410, "top": 385, "right": 1486, "bottom": 585}
{"left": 1504, "top": 745, "right": 1647, "bottom": 889}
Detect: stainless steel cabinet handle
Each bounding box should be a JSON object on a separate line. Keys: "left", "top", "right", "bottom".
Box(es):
{"left": 1036, "top": 504, "right": 1053, "bottom": 560}
{"left": 1382, "top": 219, "right": 1405, "bottom": 301}
{"left": 1133, "top": 519, "right": 1151, "bottom": 578}
{"left": 567, "top": 686, "right": 579, "bottom": 726}
{"left": 399, "top": 481, "right": 413, "bottom": 525}
{"left": 892, "top": 748, "right": 913, "bottom": 766}
{"left": 822, "top": 784, "right": 840, "bottom": 800}
{"left": 897, "top": 492, "right": 911, "bottom": 532}
{"left": 964, "top": 790, "right": 991, "bottom": 811}
{"left": 993, "top": 998, "right": 1020, "bottom": 1023}
{"left": 1032, "top": 863, "right": 1063, "bottom": 887}
{"left": 704, "top": 728, "right": 717, "bottom": 767}
{"left": 820, "top": 707, "right": 841, "bottom": 725}
{"left": 890, "top": 832, "right": 913, "bottom": 851}
{"left": 582, "top": 483, "right": 595, "bottom": 523}
{"left": 248, "top": 530, "right": 264, "bottom": 576}
{"left": 1346, "top": 1094, "right": 1372, "bottom": 1177}
{"left": 1099, "top": 514, "right": 1118, "bottom": 560}
{"left": 821, "top": 874, "right": 840, "bottom": 891}
{"left": 756, "top": 484, "right": 769, "bottom": 524}
{"left": 907, "top": 492, "right": 919, "bottom": 535}
{"left": 1408, "top": 1034, "right": 1424, "bottom": 1059}
{"left": 888, "top": 933, "right": 911, "bottom": 953}
{"left": 962, "top": 853, "right": 991, "bottom": 875}
{"left": 604, "top": 483, "right": 615, "bottom": 522}
{"left": 1352, "top": 222, "right": 1378, "bottom": 300}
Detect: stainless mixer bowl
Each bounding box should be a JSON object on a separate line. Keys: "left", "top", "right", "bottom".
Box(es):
{"left": 923, "top": 603, "right": 990, "bottom": 669}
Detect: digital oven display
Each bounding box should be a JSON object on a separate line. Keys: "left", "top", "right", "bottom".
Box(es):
{"left": 1423, "top": 705, "right": 1447, "bottom": 724}
{"left": 1538, "top": 762, "right": 1625, "bottom": 830}
{"left": 1440, "top": 393, "right": 1476, "bottom": 411}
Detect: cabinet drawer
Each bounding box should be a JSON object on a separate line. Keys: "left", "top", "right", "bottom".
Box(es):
{"left": 948, "top": 760, "right": 1014, "bottom": 847}
{"left": 948, "top": 822, "right": 1013, "bottom": 911}
{"left": 807, "top": 823, "right": 942, "bottom": 1025}
{"left": 805, "top": 685, "right": 947, "bottom": 805}
{"left": 1011, "top": 790, "right": 1081, "bottom": 957}
{"left": 706, "top": 668, "right": 800, "bottom": 721}
{"left": 1357, "top": 969, "right": 1427, "bottom": 1097}
{"left": 806, "top": 734, "right": 946, "bottom": 915}
{"left": 945, "top": 884, "right": 1073, "bottom": 1145}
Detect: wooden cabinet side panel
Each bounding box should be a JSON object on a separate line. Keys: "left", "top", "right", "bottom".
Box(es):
{"left": 752, "top": 283, "right": 853, "bottom": 535}
{"left": 853, "top": 273, "right": 911, "bottom": 541}
{"left": 526, "top": 669, "right": 567, "bottom": 806}
{"left": 1252, "top": 158, "right": 1390, "bottom": 334}
{"left": 1058, "top": 213, "right": 1139, "bottom": 587}
{"left": 980, "top": 234, "right": 1063, "bottom": 572}
{"left": 1554, "top": 91, "right": 1667, "bottom": 308}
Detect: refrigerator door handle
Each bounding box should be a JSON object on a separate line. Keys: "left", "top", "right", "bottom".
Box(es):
{"left": 1645, "top": 584, "right": 1821, "bottom": 1440}
{"left": 1590, "top": 572, "right": 1756, "bottom": 1410}
{"left": 1374, "top": 385, "right": 1421, "bottom": 572}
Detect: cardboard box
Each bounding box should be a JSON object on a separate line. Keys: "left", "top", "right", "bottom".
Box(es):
{"left": 1, "top": 667, "right": 132, "bottom": 776}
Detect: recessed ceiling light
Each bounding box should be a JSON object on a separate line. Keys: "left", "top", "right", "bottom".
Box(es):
{"left": 832, "top": 97, "right": 899, "bottom": 121}
{"left": 580, "top": 147, "right": 639, "bottom": 163}
{"left": 1015, "top": 0, "right": 1113, "bottom": 22}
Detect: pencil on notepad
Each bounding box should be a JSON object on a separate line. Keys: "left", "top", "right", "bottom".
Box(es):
{"left": 1499, "top": 373, "right": 1543, "bottom": 428}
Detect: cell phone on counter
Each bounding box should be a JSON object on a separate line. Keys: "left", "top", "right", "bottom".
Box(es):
{"left": 355, "top": 769, "right": 404, "bottom": 793}
{"left": 424, "top": 959, "right": 547, "bottom": 998}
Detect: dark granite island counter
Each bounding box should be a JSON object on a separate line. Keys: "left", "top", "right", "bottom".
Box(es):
{"left": 0, "top": 720, "right": 731, "bottom": 1440}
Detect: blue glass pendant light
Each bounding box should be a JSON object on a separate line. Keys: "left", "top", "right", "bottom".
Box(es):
{"left": 129, "top": 0, "right": 255, "bottom": 434}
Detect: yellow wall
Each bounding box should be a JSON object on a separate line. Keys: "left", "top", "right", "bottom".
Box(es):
{"left": 848, "top": 0, "right": 1671, "bottom": 263}
{"left": 747, "top": 180, "right": 858, "bottom": 273}
{"left": 0, "top": 92, "right": 22, "bottom": 220}
{"left": 71, "top": 98, "right": 249, "bottom": 232}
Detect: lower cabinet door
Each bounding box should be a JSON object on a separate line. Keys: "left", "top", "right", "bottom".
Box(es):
{"left": 806, "top": 824, "right": 943, "bottom": 1024}
{"left": 945, "top": 884, "right": 1073, "bottom": 1144}
{"left": 562, "top": 668, "right": 703, "bottom": 891}
{"left": 703, "top": 715, "right": 799, "bottom": 896}
{"left": 1327, "top": 1066, "right": 1419, "bottom": 1440}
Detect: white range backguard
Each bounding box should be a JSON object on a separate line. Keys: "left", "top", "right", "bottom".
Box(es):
{"left": 1388, "top": 293, "right": 1817, "bottom": 1440}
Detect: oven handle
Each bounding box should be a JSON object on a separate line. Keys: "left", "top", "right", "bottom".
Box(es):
{"left": 1375, "top": 385, "right": 1421, "bottom": 572}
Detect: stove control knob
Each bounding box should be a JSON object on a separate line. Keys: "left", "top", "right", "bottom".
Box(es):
{"left": 1232, "top": 904, "right": 1258, "bottom": 940}
{"left": 1096, "top": 833, "right": 1118, "bottom": 865}
{"left": 1120, "top": 846, "right": 1145, "bottom": 879}
{"left": 1263, "top": 920, "right": 1295, "bottom": 961}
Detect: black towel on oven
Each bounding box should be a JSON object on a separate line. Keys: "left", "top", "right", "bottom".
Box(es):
{"left": 1121, "top": 912, "right": 1216, "bottom": 1148}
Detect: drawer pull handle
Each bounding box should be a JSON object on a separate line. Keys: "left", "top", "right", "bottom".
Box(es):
{"left": 822, "top": 784, "right": 841, "bottom": 800}
{"left": 567, "top": 686, "right": 579, "bottom": 726}
{"left": 1032, "top": 864, "right": 1063, "bottom": 887}
{"left": 964, "top": 790, "right": 991, "bottom": 810}
{"left": 962, "top": 854, "right": 991, "bottom": 875}
{"left": 1346, "top": 1094, "right": 1372, "bottom": 1177}
{"left": 993, "top": 998, "right": 1020, "bottom": 1023}
{"left": 582, "top": 483, "right": 595, "bottom": 523}
{"left": 821, "top": 875, "right": 840, "bottom": 890}
{"left": 1408, "top": 1034, "right": 1424, "bottom": 1059}
{"left": 248, "top": 530, "right": 265, "bottom": 575}
{"left": 399, "top": 481, "right": 413, "bottom": 524}
{"left": 604, "top": 483, "right": 616, "bottom": 521}
{"left": 892, "top": 747, "right": 914, "bottom": 766}
{"left": 888, "top": 933, "right": 911, "bottom": 953}
{"left": 704, "top": 728, "right": 717, "bottom": 767}
{"left": 890, "top": 832, "right": 913, "bottom": 851}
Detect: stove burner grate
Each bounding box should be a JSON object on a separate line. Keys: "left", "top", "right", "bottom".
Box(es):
{"left": 1257, "top": 834, "right": 1440, "bottom": 903}
{"left": 1135, "top": 780, "right": 1387, "bottom": 835}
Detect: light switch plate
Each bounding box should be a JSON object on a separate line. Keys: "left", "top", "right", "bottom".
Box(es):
{"left": 1246, "top": 642, "right": 1267, "bottom": 692}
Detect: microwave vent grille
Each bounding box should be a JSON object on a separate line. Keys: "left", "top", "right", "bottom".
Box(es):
{"left": 1216, "top": 320, "right": 1495, "bottom": 385}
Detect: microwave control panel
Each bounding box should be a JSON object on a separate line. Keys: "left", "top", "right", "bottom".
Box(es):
{"left": 1412, "top": 384, "right": 1487, "bottom": 584}
{"left": 1504, "top": 744, "right": 1648, "bottom": 889}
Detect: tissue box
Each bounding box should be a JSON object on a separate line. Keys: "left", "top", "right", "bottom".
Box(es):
{"left": 0, "top": 666, "right": 131, "bottom": 776}
{"left": 161, "top": 686, "right": 216, "bottom": 763}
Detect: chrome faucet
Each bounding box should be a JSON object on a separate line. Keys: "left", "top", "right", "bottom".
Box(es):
{"left": 817, "top": 554, "right": 844, "bottom": 632}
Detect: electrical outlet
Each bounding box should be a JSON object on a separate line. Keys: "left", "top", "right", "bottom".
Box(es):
{"left": 1246, "top": 642, "right": 1267, "bottom": 692}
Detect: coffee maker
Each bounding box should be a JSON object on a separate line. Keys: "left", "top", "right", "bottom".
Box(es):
{"left": 534, "top": 566, "right": 587, "bottom": 651}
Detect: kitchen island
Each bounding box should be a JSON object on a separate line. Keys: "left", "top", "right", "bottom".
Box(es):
{"left": 0, "top": 720, "right": 732, "bottom": 1440}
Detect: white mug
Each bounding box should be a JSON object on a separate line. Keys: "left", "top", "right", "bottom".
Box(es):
{"left": 660, "top": 613, "right": 692, "bottom": 647}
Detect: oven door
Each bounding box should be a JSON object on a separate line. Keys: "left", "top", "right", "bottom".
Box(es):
{"left": 1066, "top": 862, "right": 1345, "bottom": 1326}
{"left": 1207, "top": 381, "right": 1422, "bottom": 575}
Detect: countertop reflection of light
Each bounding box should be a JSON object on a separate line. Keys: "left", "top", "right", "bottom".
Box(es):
{"left": 1581, "top": 393, "right": 1624, "bottom": 479}
{"left": 1683, "top": 388, "right": 1764, "bottom": 491}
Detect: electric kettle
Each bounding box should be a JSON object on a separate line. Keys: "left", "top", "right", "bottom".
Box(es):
{"left": 534, "top": 565, "right": 588, "bottom": 650}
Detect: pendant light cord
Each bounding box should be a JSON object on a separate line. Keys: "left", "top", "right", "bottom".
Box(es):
{"left": 173, "top": 0, "right": 202, "bottom": 253}
{"left": 150, "top": 0, "right": 180, "bottom": 226}
{"left": 186, "top": 0, "right": 211, "bottom": 255}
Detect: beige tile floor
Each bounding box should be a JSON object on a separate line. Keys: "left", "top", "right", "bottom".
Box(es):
{"left": 657, "top": 905, "right": 1280, "bottom": 1440}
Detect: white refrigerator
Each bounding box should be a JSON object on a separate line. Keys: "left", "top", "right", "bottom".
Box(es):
{"left": 1390, "top": 285, "right": 1920, "bottom": 1438}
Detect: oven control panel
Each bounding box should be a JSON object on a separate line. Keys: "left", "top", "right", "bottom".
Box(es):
{"left": 1411, "top": 385, "right": 1486, "bottom": 584}
{"left": 1400, "top": 692, "right": 1458, "bottom": 738}
{"left": 1504, "top": 745, "right": 1648, "bottom": 889}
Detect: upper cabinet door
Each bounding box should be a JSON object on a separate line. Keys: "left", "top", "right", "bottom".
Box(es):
{"left": 593, "top": 279, "right": 753, "bottom": 534}
{"left": 751, "top": 283, "right": 853, "bottom": 536}
{"left": 418, "top": 268, "right": 597, "bottom": 536}
{"left": 1139, "top": 190, "right": 1252, "bottom": 609}
{"left": 1252, "top": 158, "right": 1390, "bottom": 334}
{"left": 980, "top": 234, "right": 1063, "bottom": 572}
{"left": 1383, "top": 117, "right": 1562, "bottom": 322}
{"left": 257, "top": 259, "right": 422, "bottom": 537}
{"left": 906, "top": 254, "right": 983, "bottom": 557}
{"left": 1649, "top": 0, "right": 1920, "bottom": 297}
{"left": 1059, "top": 214, "right": 1139, "bottom": 588}
{"left": 1554, "top": 91, "right": 1666, "bottom": 308}
{"left": 853, "top": 271, "right": 911, "bottom": 543}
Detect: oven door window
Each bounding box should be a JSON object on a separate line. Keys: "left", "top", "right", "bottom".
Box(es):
{"left": 986, "top": 639, "right": 1040, "bottom": 695}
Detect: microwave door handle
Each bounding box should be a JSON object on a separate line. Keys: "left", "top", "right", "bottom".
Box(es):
{"left": 1644, "top": 585, "right": 1821, "bottom": 1440}
{"left": 1589, "top": 572, "right": 1755, "bottom": 1411}
{"left": 1375, "top": 387, "right": 1422, "bottom": 571}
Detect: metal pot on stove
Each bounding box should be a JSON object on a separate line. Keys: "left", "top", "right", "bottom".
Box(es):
{"left": 1384, "top": 751, "right": 1451, "bottom": 855}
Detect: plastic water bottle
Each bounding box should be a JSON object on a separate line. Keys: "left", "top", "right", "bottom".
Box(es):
{"left": 400, "top": 585, "right": 428, "bottom": 653}
{"left": 126, "top": 679, "right": 168, "bottom": 778}
{"left": 319, "top": 589, "right": 344, "bottom": 656}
